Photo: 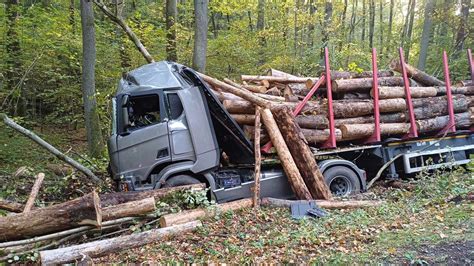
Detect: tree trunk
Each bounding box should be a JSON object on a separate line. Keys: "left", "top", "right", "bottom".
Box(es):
{"left": 241, "top": 75, "right": 318, "bottom": 85}
{"left": 100, "top": 184, "right": 206, "bottom": 207}
{"left": 374, "top": 86, "right": 474, "bottom": 99}
{"left": 102, "top": 197, "right": 155, "bottom": 221}
{"left": 80, "top": 0, "right": 105, "bottom": 158}
{"left": 404, "top": 0, "right": 416, "bottom": 59}
{"left": 417, "top": 0, "right": 434, "bottom": 70}
{"left": 386, "top": 0, "right": 394, "bottom": 54}
{"left": 160, "top": 199, "right": 252, "bottom": 227}
{"left": 332, "top": 77, "right": 405, "bottom": 92}
{"left": 379, "top": 0, "right": 383, "bottom": 47}
{"left": 232, "top": 114, "right": 329, "bottom": 129}
{"left": 69, "top": 0, "right": 76, "bottom": 34}
{"left": 341, "top": 123, "right": 410, "bottom": 140}
{"left": 256, "top": 0, "right": 265, "bottom": 31}
{"left": 0, "top": 192, "right": 101, "bottom": 241}
{"left": 39, "top": 221, "right": 201, "bottom": 265}
{"left": 6, "top": 0, "right": 23, "bottom": 116}
{"left": 369, "top": 0, "right": 375, "bottom": 47}
{"left": 253, "top": 108, "right": 262, "bottom": 207}
{"left": 165, "top": 0, "right": 178, "bottom": 61}
{"left": 260, "top": 109, "right": 312, "bottom": 199}
{"left": 331, "top": 70, "right": 394, "bottom": 79}
{"left": 261, "top": 197, "right": 384, "bottom": 209}
{"left": 417, "top": 112, "right": 472, "bottom": 132}
{"left": 192, "top": 0, "right": 209, "bottom": 73}
{"left": 0, "top": 199, "right": 24, "bottom": 213}
{"left": 454, "top": 0, "right": 471, "bottom": 53}
{"left": 272, "top": 106, "right": 332, "bottom": 200}
{"left": 389, "top": 59, "right": 445, "bottom": 86}
{"left": 321, "top": 1, "right": 333, "bottom": 58}
{"left": 301, "top": 128, "right": 343, "bottom": 143}
{"left": 361, "top": 0, "right": 366, "bottom": 42}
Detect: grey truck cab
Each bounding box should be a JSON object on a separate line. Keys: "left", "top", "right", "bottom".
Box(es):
{"left": 108, "top": 61, "right": 366, "bottom": 202}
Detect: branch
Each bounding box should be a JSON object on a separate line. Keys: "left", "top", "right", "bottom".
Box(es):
{"left": 93, "top": 0, "right": 154, "bottom": 63}
{"left": 1, "top": 114, "right": 101, "bottom": 183}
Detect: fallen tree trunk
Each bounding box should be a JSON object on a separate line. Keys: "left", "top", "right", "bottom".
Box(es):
{"left": 160, "top": 199, "right": 253, "bottom": 227}
{"left": 373, "top": 86, "right": 474, "bottom": 99}
{"left": 223, "top": 100, "right": 325, "bottom": 115}
{"left": 390, "top": 59, "right": 445, "bottom": 86}
{"left": 39, "top": 221, "right": 201, "bottom": 264}
{"left": 260, "top": 109, "right": 312, "bottom": 199}
{"left": 330, "top": 70, "right": 394, "bottom": 80}
{"left": 0, "top": 199, "right": 24, "bottom": 213}
{"left": 0, "top": 192, "right": 101, "bottom": 241}
{"left": 417, "top": 112, "right": 472, "bottom": 133}
{"left": 241, "top": 75, "right": 318, "bottom": 85}
{"left": 231, "top": 114, "right": 328, "bottom": 129}
{"left": 261, "top": 197, "right": 384, "bottom": 209}
{"left": 102, "top": 197, "right": 156, "bottom": 221}
{"left": 23, "top": 173, "right": 45, "bottom": 213}
{"left": 340, "top": 123, "right": 411, "bottom": 140}
{"left": 1, "top": 114, "right": 100, "bottom": 183}
{"left": 100, "top": 184, "right": 206, "bottom": 207}
{"left": 272, "top": 106, "right": 332, "bottom": 199}
{"left": 332, "top": 77, "right": 405, "bottom": 92}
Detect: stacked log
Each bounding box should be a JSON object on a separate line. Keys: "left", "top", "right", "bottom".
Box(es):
{"left": 212, "top": 67, "right": 474, "bottom": 145}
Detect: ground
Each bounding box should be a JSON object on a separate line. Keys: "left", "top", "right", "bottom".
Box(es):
{"left": 0, "top": 124, "right": 473, "bottom": 263}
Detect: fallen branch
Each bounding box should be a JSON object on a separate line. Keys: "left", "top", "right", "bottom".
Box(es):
{"left": 23, "top": 173, "right": 45, "bottom": 213}
{"left": 261, "top": 197, "right": 384, "bottom": 209}
{"left": 39, "top": 221, "right": 201, "bottom": 264}
{"left": 0, "top": 199, "right": 24, "bottom": 213}
{"left": 1, "top": 114, "right": 100, "bottom": 183}
{"left": 160, "top": 198, "right": 253, "bottom": 227}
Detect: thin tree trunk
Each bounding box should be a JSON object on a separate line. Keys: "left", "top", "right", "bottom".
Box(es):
{"left": 387, "top": 0, "right": 394, "bottom": 53}
{"left": 405, "top": 0, "right": 416, "bottom": 59}
{"left": 361, "top": 0, "right": 366, "bottom": 42}
{"left": 348, "top": 0, "right": 357, "bottom": 43}
{"left": 6, "top": 0, "right": 22, "bottom": 116}
{"left": 192, "top": 0, "right": 209, "bottom": 73}
{"left": 379, "top": 0, "right": 383, "bottom": 47}
{"left": 253, "top": 107, "right": 261, "bottom": 207}
{"left": 417, "top": 0, "right": 434, "bottom": 70}
{"left": 308, "top": 0, "right": 316, "bottom": 47}
{"left": 454, "top": 0, "right": 471, "bottom": 54}
{"left": 69, "top": 0, "right": 76, "bottom": 34}
{"left": 369, "top": 0, "right": 375, "bottom": 47}
{"left": 211, "top": 12, "right": 218, "bottom": 37}
{"left": 247, "top": 10, "right": 253, "bottom": 31}
{"left": 166, "top": 0, "right": 178, "bottom": 61}
{"left": 80, "top": 0, "right": 105, "bottom": 158}
{"left": 321, "top": 1, "right": 332, "bottom": 58}
{"left": 339, "top": 0, "right": 348, "bottom": 50}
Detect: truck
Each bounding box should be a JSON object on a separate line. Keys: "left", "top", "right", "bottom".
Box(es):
{"left": 107, "top": 61, "right": 474, "bottom": 202}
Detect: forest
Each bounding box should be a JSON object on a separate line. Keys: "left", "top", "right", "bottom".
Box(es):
{"left": 0, "top": 0, "right": 473, "bottom": 263}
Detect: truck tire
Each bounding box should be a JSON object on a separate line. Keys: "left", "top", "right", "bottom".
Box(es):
{"left": 163, "top": 174, "right": 201, "bottom": 188}
{"left": 323, "top": 166, "right": 361, "bottom": 196}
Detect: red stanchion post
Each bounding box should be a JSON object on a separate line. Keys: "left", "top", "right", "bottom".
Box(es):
{"left": 364, "top": 48, "right": 381, "bottom": 143}
{"left": 468, "top": 49, "right": 474, "bottom": 81}
{"left": 321, "top": 47, "right": 336, "bottom": 148}
{"left": 399, "top": 47, "right": 418, "bottom": 139}
{"left": 440, "top": 51, "right": 456, "bottom": 133}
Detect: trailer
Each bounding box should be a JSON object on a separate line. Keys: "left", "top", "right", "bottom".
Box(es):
{"left": 107, "top": 49, "right": 474, "bottom": 203}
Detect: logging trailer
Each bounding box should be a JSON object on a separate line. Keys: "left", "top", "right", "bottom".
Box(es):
{"left": 107, "top": 59, "right": 474, "bottom": 203}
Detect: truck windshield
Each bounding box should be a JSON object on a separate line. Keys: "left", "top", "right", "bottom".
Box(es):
{"left": 111, "top": 97, "right": 117, "bottom": 135}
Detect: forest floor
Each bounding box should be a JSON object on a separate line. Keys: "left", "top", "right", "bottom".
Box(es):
{"left": 1, "top": 124, "right": 473, "bottom": 264}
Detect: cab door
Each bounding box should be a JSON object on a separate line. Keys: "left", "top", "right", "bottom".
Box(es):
{"left": 115, "top": 92, "right": 170, "bottom": 183}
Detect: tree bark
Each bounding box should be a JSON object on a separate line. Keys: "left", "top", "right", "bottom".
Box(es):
{"left": 361, "top": 0, "right": 366, "bottom": 42}
{"left": 23, "top": 173, "right": 45, "bottom": 213}
{"left": 80, "top": 0, "right": 105, "bottom": 158}
{"left": 369, "top": 0, "right": 375, "bottom": 47}
{"left": 165, "top": 0, "right": 178, "bottom": 61}
{"left": 261, "top": 197, "right": 383, "bottom": 209}
{"left": 374, "top": 86, "right": 438, "bottom": 99}
{"left": 301, "top": 128, "right": 343, "bottom": 143}
{"left": 0, "top": 192, "right": 101, "bottom": 241}
{"left": 241, "top": 75, "right": 318, "bottom": 85}
{"left": 5, "top": 0, "right": 22, "bottom": 115}
{"left": 454, "top": 0, "right": 471, "bottom": 53}
{"left": 341, "top": 123, "right": 410, "bottom": 140}
{"left": 1, "top": 114, "right": 100, "bottom": 183}
{"left": 332, "top": 77, "right": 405, "bottom": 92}
{"left": 253, "top": 108, "right": 262, "bottom": 208}
{"left": 39, "top": 221, "right": 201, "bottom": 264}
{"left": 387, "top": 0, "right": 394, "bottom": 54}
{"left": 272, "top": 106, "right": 332, "bottom": 200}
{"left": 404, "top": 0, "right": 416, "bottom": 59}
{"left": 0, "top": 199, "right": 24, "bottom": 213}
{"left": 417, "top": 112, "right": 472, "bottom": 132}
{"left": 417, "top": 0, "right": 434, "bottom": 70}
{"left": 102, "top": 197, "right": 155, "bottom": 221}
{"left": 331, "top": 70, "right": 394, "bottom": 79}
{"left": 159, "top": 199, "right": 252, "bottom": 227}
{"left": 260, "top": 109, "right": 312, "bottom": 199}
{"left": 192, "top": 0, "right": 209, "bottom": 73}
{"left": 389, "top": 59, "right": 445, "bottom": 86}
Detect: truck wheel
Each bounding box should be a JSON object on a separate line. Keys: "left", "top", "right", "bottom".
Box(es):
{"left": 163, "top": 174, "right": 201, "bottom": 188}
{"left": 323, "top": 166, "right": 361, "bottom": 196}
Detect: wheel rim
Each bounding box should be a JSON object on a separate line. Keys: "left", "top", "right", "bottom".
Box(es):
{"left": 329, "top": 175, "right": 352, "bottom": 196}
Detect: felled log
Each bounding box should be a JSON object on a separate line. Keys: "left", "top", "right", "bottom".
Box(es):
{"left": 0, "top": 199, "right": 24, "bottom": 213}
{"left": 0, "top": 192, "right": 101, "bottom": 241}
{"left": 266, "top": 87, "right": 281, "bottom": 96}
{"left": 261, "top": 197, "right": 384, "bottom": 209}
{"left": 241, "top": 75, "right": 317, "bottom": 86}
{"left": 340, "top": 123, "right": 410, "bottom": 140}
{"left": 332, "top": 77, "right": 405, "bottom": 92}
{"left": 301, "top": 128, "right": 343, "bottom": 143}
{"left": 159, "top": 199, "right": 253, "bottom": 227}
{"left": 23, "top": 173, "right": 45, "bottom": 213}
{"left": 100, "top": 184, "right": 206, "bottom": 207}
{"left": 373, "top": 86, "right": 474, "bottom": 99}
{"left": 213, "top": 90, "right": 286, "bottom": 102}
{"left": 102, "top": 197, "right": 156, "bottom": 221}
{"left": 1, "top": 114, "right": 100, "bottom": 183}
{"left": 260, "top": 109, "right": 313, "bottom": 200}
{"left": 39, "top": 221, "right": 201, "bottom": 264}
{"left": 340, "top": 92, "right": 371, "bottom": 100}
{"left": 330, "top": 70, "right": 394, "bottom": 79}
{"left": 334, "top": 113, "right": 408, "bottom": 126}
{"left": 333, "top": 99, "right": 407, "bottom": 118}
{"left": 272, "top": 106, "right": 332, "bottom": 199}
{"left": 253, "top": 108, "right": 262, "bottom": 208}
{"left": 267, "top": 68, "right": 298, "bottom": 78}
{"left": 224, "top": 100, "right": 325, "bottom": 115}
{"left": 417, "top": 112, "right": 472, "bottom": 133}
{"left": 457, "top": 80, "right": 474, "bottom": 86}
{"left": 390, "top": 59, "right": 445, "bottom": 86}
{"left": 232, "top": 114, "right": 328, "bottom": 129}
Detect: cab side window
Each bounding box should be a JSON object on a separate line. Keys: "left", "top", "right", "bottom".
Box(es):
{"left": 127, "top": 94, "right": 161, "bottom": 130}
{"left": 167, "top": 93, "right": 184, "bottom": 120}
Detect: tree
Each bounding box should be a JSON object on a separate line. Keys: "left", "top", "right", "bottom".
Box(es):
{"left": 192, "top": 0, "right": 209, "bottom": 73}
{"left": 379, "top": 0, "right": 383, "bottom": 47}
{"left": 386, "top": 0, "right": 394, "bottom": 53}
{"left": 80, "top": 0, "right": 105, "bottom": 158}
{"left": 405, "top": 0, "right": 416, "bottom": 59}
{"left": 256, "top": 0, "right": 265, "bottom": 31}
{"left": 166, "top": 0, "right": 178, "bottom": 61}
{"left": 5, "top": 0, "right": 22, "bottom": 115}
{"left": 348, "top": 0, "right": 358, "bottom": 44}
{"left": 417, "top": 0, "right": 434, "bottom": 70}
{"left": 369, "top": 0, "right": 375, "bottom": 47}
{"left": 454, "top": 0, "right": 471, "bottom": 53}
{"left": 361, "top": 0, "right": 366, "bottom": 42}
{"left": 321, "top": 0, "right": 333, "bottom": 57}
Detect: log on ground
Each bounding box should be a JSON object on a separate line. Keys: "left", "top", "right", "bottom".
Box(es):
{"left": 261, "top": 197, "right": 384, "bottom": 209}
{"left": 102, "top": 197, "right": 156, "bottom": 221}
{"left": 272, "top": 106, "right": 332, "bottom": 199}
{"left": 0, "top": 191, "right": 101, "bottom": 241}
{"left": 0, "top": 199, "right": 24, "bottom": 213}
{"left": 39, "top": 221, "right": 201, "bottom": 265}
{"left": 159, "top": 198, "right": 253, "bottom": 227}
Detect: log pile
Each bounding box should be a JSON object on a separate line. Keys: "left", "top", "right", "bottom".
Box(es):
{"left": 210, "top": 64, "right": 474, "bottom": 145}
